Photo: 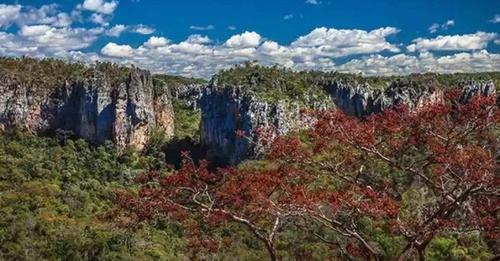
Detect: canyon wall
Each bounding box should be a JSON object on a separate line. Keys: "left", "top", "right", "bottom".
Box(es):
{"left": 0, "top": 68, "right": 175, "bottom": 150}
{"left": 200, "top": 79, "right": 496, "bottom": 164}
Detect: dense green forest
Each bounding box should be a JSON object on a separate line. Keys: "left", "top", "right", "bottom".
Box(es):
{"left": 1, "top": 129, "right": 495, "bottom": 260}
{"left": 0, "top": 130, "right": 188, "bottom": 260}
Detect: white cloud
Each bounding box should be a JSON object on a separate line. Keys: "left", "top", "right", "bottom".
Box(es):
{"left": 444, "top": 20, "right": 455, "bottom": 28}
{"left": 338, "top": 50, "right": 500, "bottom": 75}
{"left": 227, "top": 25, "right": 237, "bottom": 31}
{"left": 0, "top": 4, "right": 73, "bottom": 28}
{"left": 132, "top": 24, "right": 155, "bottom": 34}
{"left": 1, "top": 14, "right": 499, "bottom": 80}
{"left": 407, "top": 32, "right": 497, "bottom": 52}
{"left": 291, "top": 27, "right": 400, "bottom": 57}
{"left": 283, "top": 14, "right": 294, "bottom": 20}
{"left": 81, "top": 0, "right": 118, "bottom": 15}
{"left": 80, "top": 27, "right": 403, "bottom": 77}
{"left": 305, "top": 0, "right": 320, "bottom": 5}
{"left": 0, "top": 4, "right": 21, "bottom": 28}
{"left": 105, "top": 24, "right": 156, "bottom": 36}
{"left": 225, "top": 31, "right": 262, "bottom": 48}
{"left": 101, "top": 42, "right": 134, "bottom": 57}
{"left": 428, "top": 19, "right": 455, "bottom": 33}
{"left": 106, "top": 24, "right": 127, "bottom": 37}
{"left": 189, "top": 25, "right": 215, "bottom": 31}
{"left": 19, "top": 25, "right": 102, "bottom": 51}
{"left": 490, "top": 14, "right": 500, "bottom": 23}
{"left": 90, "top": 13, "right": 108, "bottom": 26}
{"left": 144, "top": 36, "right": 170, "bottom": 47}
{"left": 186, "top": 34, "right": 212, "bottom": 44}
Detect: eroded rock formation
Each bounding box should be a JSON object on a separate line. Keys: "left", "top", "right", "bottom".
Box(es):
{"left": 200, "top": 78, "right": 496, "bottom": 164}
{"left": 0, "top": 68, "right": 175, "bottom": 150}
{"left": 200, "top": 82, "right": 329, "bottom": 165}
{"left": 320, "top": 79, "right": 444, "bottom": 117}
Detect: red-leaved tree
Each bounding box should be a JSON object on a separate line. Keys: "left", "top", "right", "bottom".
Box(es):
{"left": 115, "top": 92, "right": 498, "bottom": 261}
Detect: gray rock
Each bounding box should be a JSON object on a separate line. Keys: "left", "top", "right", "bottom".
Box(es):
{"left": 319, "top": 79, "right": 445, "bottom": 117}
{"left": 200, "top": 84, "right": 321, "bottom": 165}
{"left": 200, "top": 78, "right": 496, "bottom": 165}
{"left": 0, "top": 68, "right": 175, "bottom": 150}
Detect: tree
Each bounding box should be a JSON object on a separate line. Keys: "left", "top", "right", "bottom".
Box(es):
{"left": 116, "top": 91, "right": 498, "bottom": 260}
{"left": 290, "top": 92, "right": 498, "bottom": 260}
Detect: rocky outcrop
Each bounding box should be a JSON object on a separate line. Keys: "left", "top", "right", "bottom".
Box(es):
{"left": 319, "top": 80, "right": 444, "bottom": 117}
{"left": 460, "top": 80, "right": 496, "bottom": 103}
{"left": 170, "top": 84, "right": 205, "bottom": 109}
{"left": 200, "top": 78, "right": 497, "bottom": 165}
{"left": 0, "top": 69, "right": 175, "bottom": 150}
{"left": 200, "top": 84, "right": 325, "bottom": 165}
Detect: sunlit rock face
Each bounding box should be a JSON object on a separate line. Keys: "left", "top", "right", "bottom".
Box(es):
{"left": 0, "top": 69, "right": 175, "bottom": 150}
{"left": 200, "top": 77, "right": 496, "bottom": 165}
{"left": 200, "top": 85, "right": 315, "bottom": 165}
{"left": 460, "top": 80, "right": 496, "bottom": 103}
{"left": 319, "top": 80, "right": 446, "bottom": 117}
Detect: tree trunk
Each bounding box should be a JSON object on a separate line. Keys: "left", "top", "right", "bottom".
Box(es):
{"left": 418, "top": 248, "right": 426, "bottom": 261}
{"left": 264, "top": 240, "right": 278, "bottom": 261}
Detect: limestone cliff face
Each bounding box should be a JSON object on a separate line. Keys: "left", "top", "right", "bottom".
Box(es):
{"left": 460, "top": 80, "right": 496, "bottom": 103}
{"left": 200, "top": 79, "right": 496, "bottom": 165}
{"left": 170, "top": 83, "right": 205, "bottom": 110}
{"left": 200, "top": 83, "right": 326, "bottom": 165}
{"left": 320, "top": 80, "right": 445, "bottom": 117}
{"left": 0, "top": 69, "right": 175, "bottom": 150}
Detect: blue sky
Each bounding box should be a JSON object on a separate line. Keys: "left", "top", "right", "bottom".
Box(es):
{"left": 0, "top": 0, "right": 499, "bottom": 78}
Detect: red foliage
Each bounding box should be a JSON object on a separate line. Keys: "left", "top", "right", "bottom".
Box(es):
{"left": 115, "top": 91, "right": 499, "bottom": 260}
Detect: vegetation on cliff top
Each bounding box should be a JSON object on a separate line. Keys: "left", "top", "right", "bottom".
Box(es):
{"left": 213, "top": 62, "right": 500, "bottom": 106}
{"left": 0, "top": 57, "right": 136, "bottom": 90}
{"left": 213, "top": 62, "right": 332, "bottom": 106}
{"left": 1, "top": 56, "right": 498, "bottom": 97}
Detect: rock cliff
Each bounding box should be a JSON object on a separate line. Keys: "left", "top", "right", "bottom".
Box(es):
{"left": 0, "top": 68, "right": 175, "bottom": 150}
{"left": 200, "top": 76, "right": 497, "bottom": 165}
{"left": 200, "top": 80, "right": 330, "bottom": 165}
{"left": 319, "top": 79, "right": 444, "bottom": 117}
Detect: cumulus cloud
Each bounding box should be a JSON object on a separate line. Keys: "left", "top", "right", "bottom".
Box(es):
{"left": 90, "top": 13, "right": 108, "bottom": 26}
{"left": 144, "top": 36, "right": 170, "bottom": 47}
{"left": 225, "top": 31, "right": 262, "bottom": 48}
{"left": 407, "top": 32, "right": 497, "bottom": 52}
{"left": 20, "top": 25, "right": 103, "bottom": 51}
{"left": 81, "top": 0, "right": 118, "bottom": 15}
{"left": 132, "top": 24, "right": 155, "bottom": 34}
{"left": 101, "top": 42, "right": 134, "bottom": 57}
{"left": 290, "top": 27, "right": 401, "bottom": 57}
{"left": 428, "top": 20, "right": 455, "bottom": 33}
{"left": 0, "top": 4, "right": 21, "bottom": 28}
{"left": 0, "top": 3, "right": 498, "bottom": 81}
{"left": 85, "top": 27, "right": 406, "bottom": 77}
{"left": 0, "top": 4, "right": 73, "bottom": 28}
{"left": 0, "top": 25, "right": 102, "bottom": 59}
{"left": 186, "top": 34, "right": 212, "bottom": 44}
{"left": 338, "top": 50, "right": 500, "bottom": 75}
{"left": 106, "top": 24, "right": 127, "bottom": 37}
{"left": 105, "top": 24, "right": 156, "bottom": 37}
